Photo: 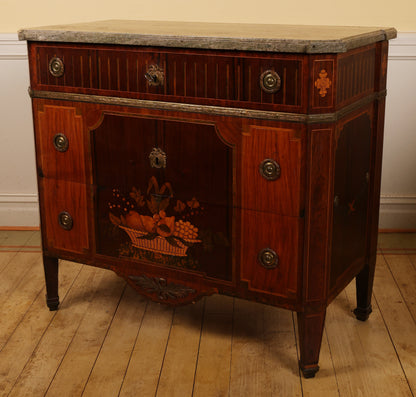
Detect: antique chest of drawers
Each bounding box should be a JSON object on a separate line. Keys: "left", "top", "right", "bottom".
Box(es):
{"left": 19, "top": 20, "right": 396, "bottom": 377}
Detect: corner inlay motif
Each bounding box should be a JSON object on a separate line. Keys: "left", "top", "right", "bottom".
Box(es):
{"left": 315, "top": 69, "right": 332, "bottom": 97}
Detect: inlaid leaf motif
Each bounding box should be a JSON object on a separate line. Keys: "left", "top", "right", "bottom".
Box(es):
{"left": 129, "top": 275, "right": 196, "bottom": 300}
{"left": 109, "top": 212, "right": 121, "bottom": 226}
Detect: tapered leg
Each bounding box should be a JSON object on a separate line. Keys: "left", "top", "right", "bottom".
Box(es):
{"left": 354, "top": 261, "right": 375, "bottom": 321}
{"left": 43, "top": 254, "right": 59, "bottom": 311}
{"left": 297, "top": 309, "right": 326, "bottom": 378}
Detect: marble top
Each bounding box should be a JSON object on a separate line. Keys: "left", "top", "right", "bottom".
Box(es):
{"left": 18, "top": 20, "right": 397, "bottom": 54}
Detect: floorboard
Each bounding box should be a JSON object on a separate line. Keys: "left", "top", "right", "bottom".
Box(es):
{"left": 82, "top": 286, "right": 147, "bottom": 397}
{"left": 193, "top": 295, "right": 233, "bottom": 397}
{"left": 0, "top": 231, "right": 415, "bottom": 397}
{"left": 45, "top": 272, "right": 126, "bottom": 397}
{"left": 373, "top": 255, "right": 416, "bottom": 395}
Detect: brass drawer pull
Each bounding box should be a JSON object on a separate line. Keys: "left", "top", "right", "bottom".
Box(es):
{"left": 58, "top": 211, "right": 73, "bottom": 231}
{"left": 259, "top": 159, "right": 281, "bottom": 180}
{"left": 258, "top": 248, "right": 279, "bottom": 269}
{"left": 260, "top": 70, "right": 281, "bottom": 94}
{"left": 144, "top": 64, "right": 164, "bottom": 86}
{"left": 49, "top": 57, "right": 65, "bottom": 77}
{"left": 53, "top": 133, "right": 69, "bottom": 152}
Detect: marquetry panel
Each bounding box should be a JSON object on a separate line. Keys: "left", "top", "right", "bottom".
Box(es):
{"left": 337, "top": 45, "right": 376, "bottom": 107}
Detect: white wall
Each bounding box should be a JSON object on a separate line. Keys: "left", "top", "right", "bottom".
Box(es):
{"left": 0, "top": 33, "right": 415, "bottom": 229}
{"left": 380, "top": 33, "right": 416, "bottom": 229}
{"left": 0, "top": 35, "right": 38, "bottom": 227}
{"left": 2, "top": 0, "right": 416, "bottom": 32}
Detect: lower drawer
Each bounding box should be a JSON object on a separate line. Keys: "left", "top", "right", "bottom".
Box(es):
{"left": 240, "top": 210, "right": 302, "bottom": 299}
{"left": 40, "top": 178, "right": 90, "bottom": 254}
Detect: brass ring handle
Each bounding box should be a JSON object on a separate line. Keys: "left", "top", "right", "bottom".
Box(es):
{"left": 49, "top": 57, "right": 65, "bottom": 77}
{"left": 260, "top": 70, "right": 281, "bottom": 94}
{"left": 259, "top": 159, "right": 281, "bottom": 180}
{"left": 258, "top": 248, "right": 279, "bottom": 269}
{"left": 145, "top": 65, "right": 164, "bottom": 86}
{"left": 53, "top": 133, "right": 69, "bottom": 152}
{"left": 58, "top": 211, "right": 73, "bottom": 231}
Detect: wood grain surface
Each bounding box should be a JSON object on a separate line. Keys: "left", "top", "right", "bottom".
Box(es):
{"left": 0, "top": 230, "right": 415, "bottom": 396}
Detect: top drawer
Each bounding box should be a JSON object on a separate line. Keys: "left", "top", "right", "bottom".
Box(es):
{"left": 29, "top": 43, "right": 306, "bottom": 112}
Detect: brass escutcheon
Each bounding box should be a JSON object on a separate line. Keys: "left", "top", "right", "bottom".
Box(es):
{"left": 49, "top": 57, "right": 64, "bottom": 77}
{"left": 260, "top": 70, "right": 281, "bottom": 94}
{"left": 258, "top": 248, "right": 279, "bottom": 269}
{"left": 259, "top": 159, "right": 281, "bottom": 180}
{"left": 144, "top": 64, "right": 165, "bottom": 86}
{"left": 53, "top": 133, "right": 69, "bottom": 152}
{"left": 58, "top": 211, "right": 73, "bottom": 231}
{"left": 149, "top": 147, "right": 167, "bottom": 169}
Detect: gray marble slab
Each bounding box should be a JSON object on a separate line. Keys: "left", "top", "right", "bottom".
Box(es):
{"left": 18, "top": 20, "right": 397, "bottom": 53}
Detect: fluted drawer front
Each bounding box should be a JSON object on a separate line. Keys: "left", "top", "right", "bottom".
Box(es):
{"left": 33, "top": 45, "right": 97, "bottom": 90}
{"left": 30, "top": 43, "right": 305, "bottom": 112}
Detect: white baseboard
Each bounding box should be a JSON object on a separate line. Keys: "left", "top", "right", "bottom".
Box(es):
{"left": 0, "top": 33, "right": 27, "bottom": 59}
{"left": 379, "top": 195, "right": 416, "bottom": 230}
{"left": 0, "top": 194, "right": 39, "bottom": 227}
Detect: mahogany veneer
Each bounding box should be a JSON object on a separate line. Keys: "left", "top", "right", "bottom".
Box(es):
{"left": 19, "top": 20, "right": 396, "bottom": 377}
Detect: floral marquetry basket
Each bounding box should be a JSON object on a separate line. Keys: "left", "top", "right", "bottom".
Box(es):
{"left": 108, "top": 176, "right": 203, "bottom": 259}
{"left": 119, "top": 225, "right": 201, "bottom": 257}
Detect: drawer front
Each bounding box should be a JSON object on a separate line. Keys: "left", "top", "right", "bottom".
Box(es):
{"left": 35, "top": 104, "right": 86, "bottom": 183}
{"left": 241, "top": 125, "right": 305, "bottom": 217}
{"left": 40, "top": 178, "right": 89, "bottom": 254}
{"left": 33, "top": 45, "right": 97, "bottom": 90}
{"left": 241, "top": 56, "right": 303, "bottom": 107}
{"left": 30, "top": 43, "right": 305, "bottom": 112}
{"left": 240, "top": 210, "right": 300, "bottom": 298}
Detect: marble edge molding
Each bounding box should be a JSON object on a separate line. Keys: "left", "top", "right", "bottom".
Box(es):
{"left": 28, "top": 89, "right": 386, "bottom": 124}
{"left": 17, "top": 27, "right": 397, "bottom": 54}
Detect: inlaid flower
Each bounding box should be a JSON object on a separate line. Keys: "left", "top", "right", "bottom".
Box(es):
{"left": 315, "top": 69, "right": 332, "bottom": 97}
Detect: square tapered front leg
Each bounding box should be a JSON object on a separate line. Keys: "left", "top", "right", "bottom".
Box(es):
{"left": 43, "top": 255, "right": 59, "bottom": 311}
{"left": 297, "top": 309, "right": 326, "bottom": 378}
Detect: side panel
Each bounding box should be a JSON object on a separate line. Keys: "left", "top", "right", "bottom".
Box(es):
{"left": 330, "top": 110, "right": 372, "bottom": 288}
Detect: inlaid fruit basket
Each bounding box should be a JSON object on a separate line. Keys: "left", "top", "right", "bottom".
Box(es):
{"left": 109, "top": 176, "right": 203, "bottom": 258}
{"left": 119, "top": 225, "right": 201, "bottom": 257}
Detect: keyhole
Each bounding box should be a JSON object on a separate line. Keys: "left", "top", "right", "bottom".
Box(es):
{"left": 149, "top": 148, "right": 166, "bottom": 169}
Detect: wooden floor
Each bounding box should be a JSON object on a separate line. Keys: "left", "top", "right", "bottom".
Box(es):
{"left": 0, "top": 231, "right": 415, "bottom": 397}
